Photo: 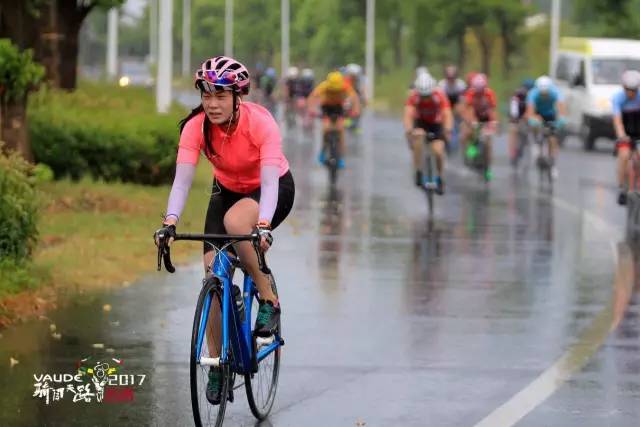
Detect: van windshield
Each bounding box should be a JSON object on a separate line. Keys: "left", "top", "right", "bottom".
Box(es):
{"left": 592, "top": 59, "right": 640, "bottom": 85}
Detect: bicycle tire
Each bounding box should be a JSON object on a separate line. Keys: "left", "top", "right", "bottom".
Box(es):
{"left": 425, "top": 154, "right": 434, "bottom": 216}
{"left": 245, "top": 274, "right": 281, "bottom": 420}
{"left": 478, "top": 137, "right": 488, "bottom": 181}
{"left": 328, "top": 130, "right": 339, "bottom": 185}
{"left": 190, "top": 278, "right": 231, "bottom": 427}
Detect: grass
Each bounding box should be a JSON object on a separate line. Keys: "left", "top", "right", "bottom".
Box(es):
{"left": 32, "top": 161, "right": 213, "bottom": 295}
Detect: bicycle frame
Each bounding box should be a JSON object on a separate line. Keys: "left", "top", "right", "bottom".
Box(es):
{"left": 195, "top": 251, "right": 281, "bottom": 375}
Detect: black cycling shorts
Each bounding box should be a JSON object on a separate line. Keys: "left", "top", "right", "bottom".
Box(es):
{"left": 540, "top": 113, "right": 556, "bottom": 123}
{"left": 321, "top": 104, "right": 344, "bottom": 119}
{"left": 413, "top": 120, "right": 444, "bottom": 140}
{"left": 203, "top": 170, "right": 295, "bottom": 253}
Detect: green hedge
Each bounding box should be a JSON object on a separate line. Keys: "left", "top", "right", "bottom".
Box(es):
{"left": 0, "top": 148, "right": 39, "bottom": 262}
{"left": 28, "top": 83, "right": 184, "bottom": 185}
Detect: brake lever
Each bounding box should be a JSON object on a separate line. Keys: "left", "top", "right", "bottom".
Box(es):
{"left": 163, "top": 244, "right": 176, "bottom": 273}
{"left": 157, "top": 244, "right": 163, "bottom": 271}
{"left": 252, "top": 232, "right": 271, "bottom": 275}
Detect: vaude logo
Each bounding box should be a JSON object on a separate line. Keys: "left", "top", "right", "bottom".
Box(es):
{"left": 33, "top": 356, "right": 146, "bottom": 405}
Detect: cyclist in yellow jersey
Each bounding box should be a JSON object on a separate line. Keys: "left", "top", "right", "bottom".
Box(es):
{"left": 307, "top": 71, "right": 361, "bottom": 168}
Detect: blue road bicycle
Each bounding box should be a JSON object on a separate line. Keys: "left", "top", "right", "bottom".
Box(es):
{"left": 156, "top": 231, "right": 283, "bottom": 426}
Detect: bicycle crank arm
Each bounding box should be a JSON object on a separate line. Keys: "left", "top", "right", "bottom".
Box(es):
{"left": 256, "top": 336, "right": 275, "bottom": 349}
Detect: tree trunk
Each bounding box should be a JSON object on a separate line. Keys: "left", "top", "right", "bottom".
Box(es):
{"left": 474, "top": 28, "right": 492, "bottom": 75}
{"left": 55, "top": 1, "right": 91, "bottom": 90}
{"left": 456, "top": 31, "right": 466, "bottom": 70}
{"left": 39, "top": 0, "right": 62, "bottom": 87}
{"left": 391, "top": 17, "right": 403, "bottom": 66}
{"left": 58, "top": 20, "right": 83, "bottom": 90}
{"left": 497, "top": 15, "right": 516, "bottom": 78}
{"left": 1, "top": 100, "right": 33, "bottom": 162}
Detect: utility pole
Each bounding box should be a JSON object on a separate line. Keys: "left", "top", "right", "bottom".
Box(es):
{"left": 149, "top": 0, "right": 157, "bottom": 64}
{"left": 281, "top": 0, "right": 290, "bottom": 78}
{"left": 106, "top": 8, "right": 118, "bottom": 81}
{"left": 365, "top": 0, "right": 375, "bottom": 101}
{"left": 550, "top": 0, "right": 561, "bottom": 77}
{"left": 156, "top": 0, "right": 173, "bottom": 113}
{"left": 224, "top": 0, "right": 233, "bottom": 57}
{"left": 182, "top": 0, "right": 191, "bottom": 77}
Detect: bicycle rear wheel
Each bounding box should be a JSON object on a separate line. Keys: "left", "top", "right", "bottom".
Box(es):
{"left": 245, "top": 274, "right": 281, "bottom": 420}
{"left": 190, "top": 278, "right": 231, "bottom": 427}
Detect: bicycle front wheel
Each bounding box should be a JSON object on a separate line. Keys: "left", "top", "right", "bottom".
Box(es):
{"left": 190, "top": 278, "right": 231, "bottom": 427}
{"left": 425, "top": 155, "right": 434, "bottom": 216}
{"left": 245, "top": 274, "right": 281, "bottom": 420}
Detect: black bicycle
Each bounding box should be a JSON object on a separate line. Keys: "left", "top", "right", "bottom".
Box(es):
{"left": 512, "top": 120, "right": 531, "bottom": 172}
{"left": 532, "top": 121, "right": 557, "bottom": 186}
{"left": 156, "top": 230, "right": 282, "bottom": 426}
{"left": 323, "top": 112, "right": 342, "bottom": 185}
{"left": 464, "top": 122, "right": 492, "bottom": 182}
{"left": 419, "top": 131, "right": 441, "bottom": 216}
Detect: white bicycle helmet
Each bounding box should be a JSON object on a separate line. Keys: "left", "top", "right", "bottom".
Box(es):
{"left": 416, "top": 66, "right": 429, "bottom": 77}
{"left": 535, "top": 75, "right": 553, "bottom": 93}
{"left": 301, "top": 68, "right": 314, "bottom": 79}
{"left": 622, "top": 70, "right": 640, "bottom": 90}
{"left": 414, "top": 73, "right": 437, "bottom": 96}
{"left": 346, "top": 63, "right": 362, "bottom": 76}
{"left": 287, "top": 66, "right": 299, "bottom": 78}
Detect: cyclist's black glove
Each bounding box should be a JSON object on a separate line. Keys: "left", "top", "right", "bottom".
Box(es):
{"left": 154, "top": 223, "right": 176, "bottom": 247}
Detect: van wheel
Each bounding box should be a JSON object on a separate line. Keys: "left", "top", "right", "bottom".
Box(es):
{"left": 581, "top": 118, "right": 597, "bottom": 151}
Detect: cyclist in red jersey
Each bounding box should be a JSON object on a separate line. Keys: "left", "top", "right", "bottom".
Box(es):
{"left": 460, "top": 73, "right": 498, "bottom": 180}
{"left": 403, "top": 73, "right": 453, "bottom": 194}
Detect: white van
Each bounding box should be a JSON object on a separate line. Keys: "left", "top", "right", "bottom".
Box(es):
{"left": 553, "top": 37, "right": 640, "bottom": 150}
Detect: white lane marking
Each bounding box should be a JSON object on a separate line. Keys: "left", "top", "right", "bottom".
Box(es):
{"left": 473, "top": 305, "right": 614, "bottom": 427}
{"left": 453, "top": 167, "right": 625, "bottom": 427}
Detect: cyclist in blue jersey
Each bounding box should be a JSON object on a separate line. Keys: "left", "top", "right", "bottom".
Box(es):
{"left": 526, "top": 76, "right": 567, "bottom": 178}
{"left": 613, "top": 70, "right": 640, "bottom": 205}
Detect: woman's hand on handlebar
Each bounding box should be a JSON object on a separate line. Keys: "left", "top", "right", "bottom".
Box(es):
{"left": 255, "top": 220, "right": 273, "bottom": 252}
{"left": 154, "top": 221, "right": 177, "bottom": 247}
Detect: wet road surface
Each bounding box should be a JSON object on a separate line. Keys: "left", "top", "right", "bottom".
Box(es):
{"left": 1, "top": 112, "right": 639, "bottom": 426}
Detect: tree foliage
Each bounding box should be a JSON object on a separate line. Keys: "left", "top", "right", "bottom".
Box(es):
{"left": 573, "top": 0, "right": 640, "bottom": 38}
{"left": 0, "top": 39, "right": 44, "bottom": 104}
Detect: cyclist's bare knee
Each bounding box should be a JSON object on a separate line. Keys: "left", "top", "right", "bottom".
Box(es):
{"left": 223, "top": 200, "right": 258, "bottom": 235}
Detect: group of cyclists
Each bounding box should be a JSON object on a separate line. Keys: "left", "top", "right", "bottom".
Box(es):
{"left": 253, "top": 63, "right": 366, "bottom": 169}
{"left": 153, "top": 52, "right": 640, "bottom": 408}
{"left": 403, "top": 64, "right": 640, "bottom": 210}
{"left": 403, "top": 65, "right": 569, "bottom": 193}
{"left": 253, "top": 60, "right": 640, "bottom": 210}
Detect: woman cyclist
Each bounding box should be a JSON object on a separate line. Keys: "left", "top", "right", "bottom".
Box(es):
{"left": 154, "top": 55, "right": 295, "bottom": 404}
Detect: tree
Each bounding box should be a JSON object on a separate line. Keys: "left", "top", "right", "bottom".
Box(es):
{"left": 54, "top": 0, "right": 125, "bottom": 89}
{"left": 0, "top": 0, "right": 125, "bottom": 90}
{"left": 0, "top": 39, "right": 45, "bottom": 160}
{"left": 493, "top": 1, "right": 529, "bottom": 76}
{"left": 573, "top": 0, "right": 640, "bottom": 38}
